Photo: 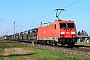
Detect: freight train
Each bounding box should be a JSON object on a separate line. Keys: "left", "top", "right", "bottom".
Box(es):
{"left": 6, "top": 19, "right": 77, "bottom": 47}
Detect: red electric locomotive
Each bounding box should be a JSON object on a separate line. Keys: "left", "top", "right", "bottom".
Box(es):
{"left": 37, "top": 20, "right": 77, "bottom": 47}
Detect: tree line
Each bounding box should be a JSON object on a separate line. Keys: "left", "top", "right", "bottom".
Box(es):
{"left": 77, "top": 30, "right": 88, "bottom": 36}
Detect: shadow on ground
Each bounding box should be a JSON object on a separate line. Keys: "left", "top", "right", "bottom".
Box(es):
{"left": 0, "top": 52, "right": 37, "bottom": 57}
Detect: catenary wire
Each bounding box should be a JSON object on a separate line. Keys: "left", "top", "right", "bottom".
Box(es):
{"left": 61, "top": 8, "right": 90, "bottom": 18}
{"left": 64, "top": 0, "right": 81, "bottom": 8}
{"left": 32, "top": 0, "right": 82, "bottom": 22}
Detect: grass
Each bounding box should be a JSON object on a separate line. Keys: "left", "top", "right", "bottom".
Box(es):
{"left": 28, "top": 47, "right": 90, "bottom": 60}
{"left": 0, "top": 40, "right": 28, "bottom": 60}
{"left": 0, "top": 40, "right": 90, "bottom": 60}
{"left": 9, "top": 54, "right": 25, "bottom": 60}
{"left": 76, "top": 42, "right": 90, "bottom": 46}
{"left": 0, "top": 55, "right": 3, "bottom": 60}
{"left": 0, "top": 48, "right": 4, "bottom": 60}
{"left": 0, "top": 48, "right": 4, "bottom": 54}
{"left": 0, "top": 57, "right": 3, "bottom": 60}
{"left": 0, "top": 40, "right": 22, "bottom": 48}
{"left": 9, "top": 56, "right": 25, "bottom": 60}
{"left": 0, "top": 40, "right": 4, "bottom": 60}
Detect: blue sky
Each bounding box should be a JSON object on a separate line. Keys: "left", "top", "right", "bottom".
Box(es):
{"left": 0, "top": 0, "right": 90, "bottom": 36}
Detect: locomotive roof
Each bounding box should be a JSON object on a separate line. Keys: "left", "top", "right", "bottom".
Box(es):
{"left": 55, "top": 19, "right": 74, "bottom": 21}
{"left": 55, "top": 20, "right": 74, "bottom": 22}
{"left": 54, "top": 19, "right": 75, "bottom": 24}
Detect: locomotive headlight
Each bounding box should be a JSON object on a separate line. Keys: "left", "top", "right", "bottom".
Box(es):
{"left": 60, "top": 32, "right": 65, "bottom": 34}
{"left": 71, "top": 32, "right": 75, "bottom": 34}
{"left": 67, "top": 30, "right": 68, "bottom": 31}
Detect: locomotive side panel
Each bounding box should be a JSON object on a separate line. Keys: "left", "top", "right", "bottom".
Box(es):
{"left": 38, "top": 25, "right": 54, "bottom": 40}
{"left": 38, "top": 22, "right": 60, "bottom": 41}
{"left": 53, "top": 21, "right": 60, "bottom": 39}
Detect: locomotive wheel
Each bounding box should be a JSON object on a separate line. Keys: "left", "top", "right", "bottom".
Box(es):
{"left": 61, "top": 44, "right": 65, "bottom": 47}
{"left": 49, "top": 40, "right": 56, "bottom": 46}
{"left": 68, "top": 43, "right": 74, "bottom": 48}
{"left": 41, "top": 41, "right": 45, "bottom": 45}
{"left": 34, "top": 41, "right": 38, "bottom": 44}
{"left": 49, "top": 41, "right": 52, "bottom": 46}
{"left": 46, "top": 41, "right": 50, "bottom": 45}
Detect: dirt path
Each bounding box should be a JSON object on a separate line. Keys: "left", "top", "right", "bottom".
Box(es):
{"left": 2, "top": 48, "right": 33, "bottom": 60}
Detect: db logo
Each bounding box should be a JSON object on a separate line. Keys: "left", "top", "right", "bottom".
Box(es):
{"left": 66, "top": 32, "right": 69, "bottom": 34}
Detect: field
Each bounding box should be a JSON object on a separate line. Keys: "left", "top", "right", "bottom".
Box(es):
{"left": 0, "top": 40, "right": 90, "bottom": 60}
{"left": 76, "top": 42, "right": 90, "bottom": 46}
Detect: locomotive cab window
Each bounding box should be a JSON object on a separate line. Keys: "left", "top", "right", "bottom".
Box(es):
{"left": 55, "top": 24, "right": 56, "bottom": 29}
{"left": 60, "top": 23, "right": 66, "bottom": 28}
{"left": 67, "top": 23, "right": 74, "bottom": 28}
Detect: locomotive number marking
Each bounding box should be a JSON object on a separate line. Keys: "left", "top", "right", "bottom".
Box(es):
{"left": 66, "top": 32, "right": 70, "bottom": 34}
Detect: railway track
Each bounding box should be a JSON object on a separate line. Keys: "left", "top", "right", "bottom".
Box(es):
{"left": 4, "top": 40, "right": 89, "bottom": 58}
{"left": 17, "top": 41, "right": 90, "bottom": 58}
